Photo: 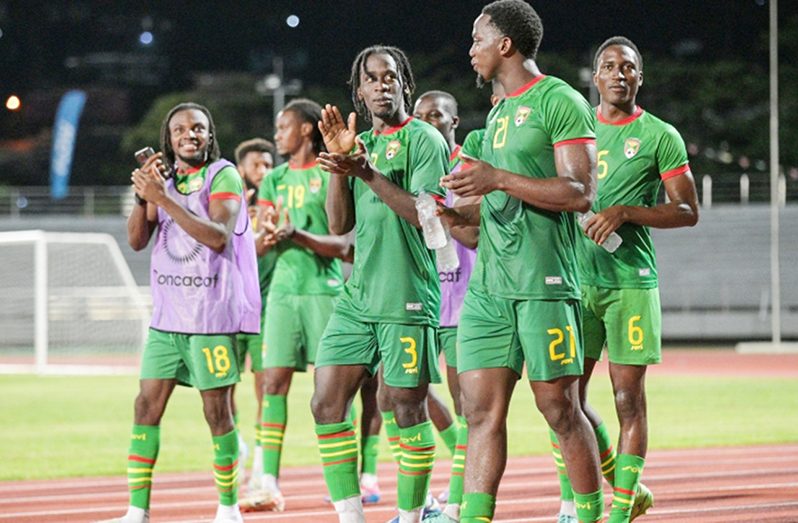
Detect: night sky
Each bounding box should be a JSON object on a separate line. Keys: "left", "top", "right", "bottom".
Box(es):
{"left": 1, "top": 0, "right": 772, "bottom": 95}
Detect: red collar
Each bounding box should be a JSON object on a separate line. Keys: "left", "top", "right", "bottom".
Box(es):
{"left": 288, "top": 159, "right": 317, "bottom": 170}
{"left": 507, "top": 75, "right": 546, "bottom": 98}
{"left": 597, "top": 105, "right": 644, "bottom": 126}
{"left": 374, "top": 116, "right": 413, "bottom": 136}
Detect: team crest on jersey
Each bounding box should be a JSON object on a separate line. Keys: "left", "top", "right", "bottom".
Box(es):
{"left": 309, "top": 177, "right": 322, "bottom": 193}
{"left": 385, "top": 140, "right": 402, "bottom": 160}
{"left": 514, "top": 106, "right": 532, "bottom": 126}
{"left": 624, "top": 138, "right": 641, "bottom": 159}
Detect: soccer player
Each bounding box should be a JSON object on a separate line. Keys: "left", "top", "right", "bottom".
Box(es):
{"left": 412, "top": 90, "right": 477, "bottom": 510}
{"left": 312, "top": 45, "right": 449, "bottom": 523}
{"left": 439, "top": 1, "right": 604, "bottom": 522}
{"left": 550, "top": 36, "right": 699, "bottom": 523}
{"left": 232, "top": 137, "right": 276, "bottom": 488}
{"left": 242, "top": 98, "right": 352, "bottom": 512}
{"left": 104, "top": 102, "right": 259, "bottom": 523}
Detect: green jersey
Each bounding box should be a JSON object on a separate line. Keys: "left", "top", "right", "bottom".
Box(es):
{"left": 577, "top": 107, "right": 690, "bottom": 289}
{"left": 257, "top": 162, "right": 343, "bottom": 296}
{"left": 474, "top": 75, "right": 595, "bottom": 300}
{"left": 461, "top": 128, "right": 485, "bottom": 160}
{"left": 339, "top": 117, "right": 448, "bottom": 325}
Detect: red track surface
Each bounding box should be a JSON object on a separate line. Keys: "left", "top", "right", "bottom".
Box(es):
{"left": 3, "top": 349, "right": 797, "bottom": 522}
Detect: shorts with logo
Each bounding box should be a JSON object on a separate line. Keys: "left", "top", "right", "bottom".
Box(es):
{"left": 437, "top": 327, "right": 458, "bottom": 368}
{"left": 316, "top": 306, "right": 441, "bottom": 388}
{"left": 581, "top": 284, "right": 661, "bottom": 365}
{"left": 140, "top": 328, "right": 240, "bottom": 390}
{"left": 263, "top": 292, "right": 335, "bottom": 371}
{"left": 457, "top": 288, "right": 584, "bottom": 381}
{"left": 236, "top": 308, "right": 266, "bottom": 372}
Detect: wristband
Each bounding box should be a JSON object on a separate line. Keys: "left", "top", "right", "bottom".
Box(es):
{"left": 134, "top": 193, "right": 146, "bottom": 206}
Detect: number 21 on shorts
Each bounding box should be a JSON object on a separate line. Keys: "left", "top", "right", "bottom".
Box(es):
{"left": 547, "top": 325, "right": 576, "bottom": 365}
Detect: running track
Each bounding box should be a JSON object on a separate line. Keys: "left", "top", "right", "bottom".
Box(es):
{"left": 3, "top": 350, "right": 797, "bottom": 522}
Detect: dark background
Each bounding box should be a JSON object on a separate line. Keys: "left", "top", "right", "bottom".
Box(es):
{"left": 1, "top": 0, "right": 794, "bottom": 189}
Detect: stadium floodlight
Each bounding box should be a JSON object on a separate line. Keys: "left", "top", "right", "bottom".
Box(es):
{"left": 0, "top": 230, "right": 149, "bottom": 375}
{"left": 5, "top": 95, "right": 21, "bottom": 111}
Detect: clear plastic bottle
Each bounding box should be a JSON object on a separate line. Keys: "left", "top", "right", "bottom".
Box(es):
{"left": 415, "top": 191, "right": 460, "bottom": 270}
{"left": 436, "top": 229, "right": 460, "bottom": 271}
{"left": 578, "top": 210, "right": 623, "bottom": 253}
{"left": 415, "top": 191, "right": 447, "bottom": 249}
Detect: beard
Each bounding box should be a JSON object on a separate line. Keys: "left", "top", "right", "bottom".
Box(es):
{"left": 175, "top": 148, "right": 208, "bottom": 167}
{"left": 476, "top": 73, "right": 487, "bottom": 88}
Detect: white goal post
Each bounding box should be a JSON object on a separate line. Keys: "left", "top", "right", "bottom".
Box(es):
{"left": 0, "top": 230, "right": 149, "bottom": 375}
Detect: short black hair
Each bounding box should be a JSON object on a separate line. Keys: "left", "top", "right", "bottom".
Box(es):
{"left": 234, "top": 138, "right": 275, "bottom": 165}
{"left": 482, "top": 0, "right": 544, "bottom": 60}
{"left": 349, "top": 45, "right": 416, "bottom": 122}
{"left": 159, "top": 102, "right": 220, "bottom": 169}
{"left": 417, "top": 90, "right": 459, "bottom": 117}
{"left": 593, "top": 36, "right": 643, "bottom": 72}
{"left": 282, "top": 98, "right": 325, "bottom": 154}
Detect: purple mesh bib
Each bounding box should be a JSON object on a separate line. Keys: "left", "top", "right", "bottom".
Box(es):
{"left": 150, "top": 159, "right": 261, "bottom": 334}
{"left": 439, "top": 179, "right": 477, "bottom": 328}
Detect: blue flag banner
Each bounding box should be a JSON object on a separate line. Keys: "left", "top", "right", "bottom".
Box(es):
{"left": 49, "top": 90, "right": 87, "bottom": 200}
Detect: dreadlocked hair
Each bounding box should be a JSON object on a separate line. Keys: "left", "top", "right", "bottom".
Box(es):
{"left": 348, "top": 44, "right": 415, "bottom": 122}
{"left": 282, "top": 98, "right": 326, "bottom": 154}
{"left": 159, "top": 102, "right": 220, "bottom": 171}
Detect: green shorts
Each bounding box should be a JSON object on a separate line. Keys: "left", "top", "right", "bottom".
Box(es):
{"left": 457, "top": 289, "right": 583, "bottom": 381}
{"left": 262, "top": 292, "right": 335, "bottom": 371}
{"left": 236, "top": 306, "right": 266, "bottom": 373}
{"left": 316, "top": 306, "right": 441, "bottom": 388}
{"left": 140, "top": 328, "right": 240, "bottom": 390}
{"left": 582, "top": 285, "right": 662, "bottom": 365}
{"left": 437, "top": 327, "right": 458, "bottom": 368}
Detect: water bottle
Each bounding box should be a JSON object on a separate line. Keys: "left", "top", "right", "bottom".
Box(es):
{"left": 436, "top": 229, "right": 460, "bottom": 272}
{"left": 415, "top": 191, "right": 447, "bottom": 249}
{"left": 578, "top": 210, "right": 622, "bottom": 253}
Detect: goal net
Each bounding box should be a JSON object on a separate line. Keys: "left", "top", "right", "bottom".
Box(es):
{"left": 0, "top": 230, "right": 149, "bottom": 375}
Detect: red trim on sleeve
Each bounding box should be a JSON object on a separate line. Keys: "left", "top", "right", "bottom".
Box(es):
{"left": 257, "top": 199, "right": 275, "bottom": 208}
{"left": 430, "top": 194, "right": 445, "bottom": 205}
{"left": 449, "top": 145, "right": 462, "bottom": 163}
{"left": 375, "top": 117, "right": 414, "bottom": 136}
{"left": 507, "top": 75, "right": 546, "bottom": 98}
{"left": 176, "top": 162, "right": 208, "bottom": 175}
{"left": 660, "top": 163, "right": 690, "bottom": 180}
{"left": 597, "top": 106, "right": 644, "bottom": 126}
{"left": 289, "top": 159, "right": 318, "bottom": 170}
{"left": 554, "top": 138, "right": 596, "bottom": 148}
{"left": 209, "top": 192, "right": 241, "bottom": 202}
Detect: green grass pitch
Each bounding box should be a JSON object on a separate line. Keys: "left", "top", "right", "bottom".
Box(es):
{"left": 1, "top": 366, "right": 796, "bottom": 481}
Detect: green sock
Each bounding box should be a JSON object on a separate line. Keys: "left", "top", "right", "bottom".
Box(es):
{"left": 316, "top": 421, "right": 359, "bottom": 502}
{"left": 381, "top": 411, "right": 402, "bottom": 463}
{"left": 233, "top": 412, "right": 240, "bottom": 428}
{"left": 261, "top": 394, "right": 287, "bottom": 477}
{"left": 212, "top": 429, "right": 239, "bottom": 506}
{"left": 347, "top": 402, "right": 359, "bottom": 429}
{"left": 254, "top": 422, "right": 262, "bottom": 447}
{"left": 397, "top": 420, "right": 435, "bottom": 510}
{"left": 448, "top": 415, "right": 467, "bottom": 505}
{"left": 609, "top": 454, "right": 645, "bottom": 522}
{"left": 574, "top": 488, "right": 604, "bottom": 522}
{"left": 460, "top": 492, "right": 496, "bottom": 522}
{"left": 361, "top": 434, "right": 380, "bottom": 476}
{"left": 548, "top": 428, "right": 574, "bottom": 502}
{"left": 595, "top": 422, "right": 617, "bottom": 484}
{"left": 438, "top": 421, "right": 458, "bottom": 456}
{"left": 127, "top": 424, "right": 159, "bottom": 510}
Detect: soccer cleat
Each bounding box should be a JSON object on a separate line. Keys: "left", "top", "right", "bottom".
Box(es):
{"left": 360, "top": 482, "right": 382, "bottom": 504}
{"left": 212, "top": 504, "right": 244, "bottom": 523}
{"left": 557, "top": 514, "right": 578, "bottom": 523}
{"left": 437, "top": 487, "right": 450, "bottom": 504}
{"left": 239, "top": 479, "right": 285, "bottom": 513}
{"left": 630, "top": 483, "right": 654, "bottom": 521}
{"left": 96, "top": 508, "right": 149, "bottom": 523}
{"left": 421, "top": 512, "right": 458, "bottom": 522}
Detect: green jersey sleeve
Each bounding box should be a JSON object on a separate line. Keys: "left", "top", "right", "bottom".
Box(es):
{"left": 210, "top": 166, "right": 243, "bottom": 198}
{"left": 408, "top": 126, "right": 448, "bottom": 198}
{"left": 461, "top": 129, "right": 485, "bottom": 160}
{"left": 256, "top": 169, "right": 275, "bottom": 205}
{"left": 542, "top": 88, "right": 595, "bottom": 145}
{"left": 657, "top": 124, "right": 690, "bottom": 179}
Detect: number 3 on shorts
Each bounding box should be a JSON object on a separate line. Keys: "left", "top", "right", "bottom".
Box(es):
{"left": 400, "top": 336, "right": 418, "bottom": 375}
{"left": 547, "top": 326, "right": 576, "bottom": 365}
{"left": 202, "top": 345, "right": 231, "bottom": 378}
